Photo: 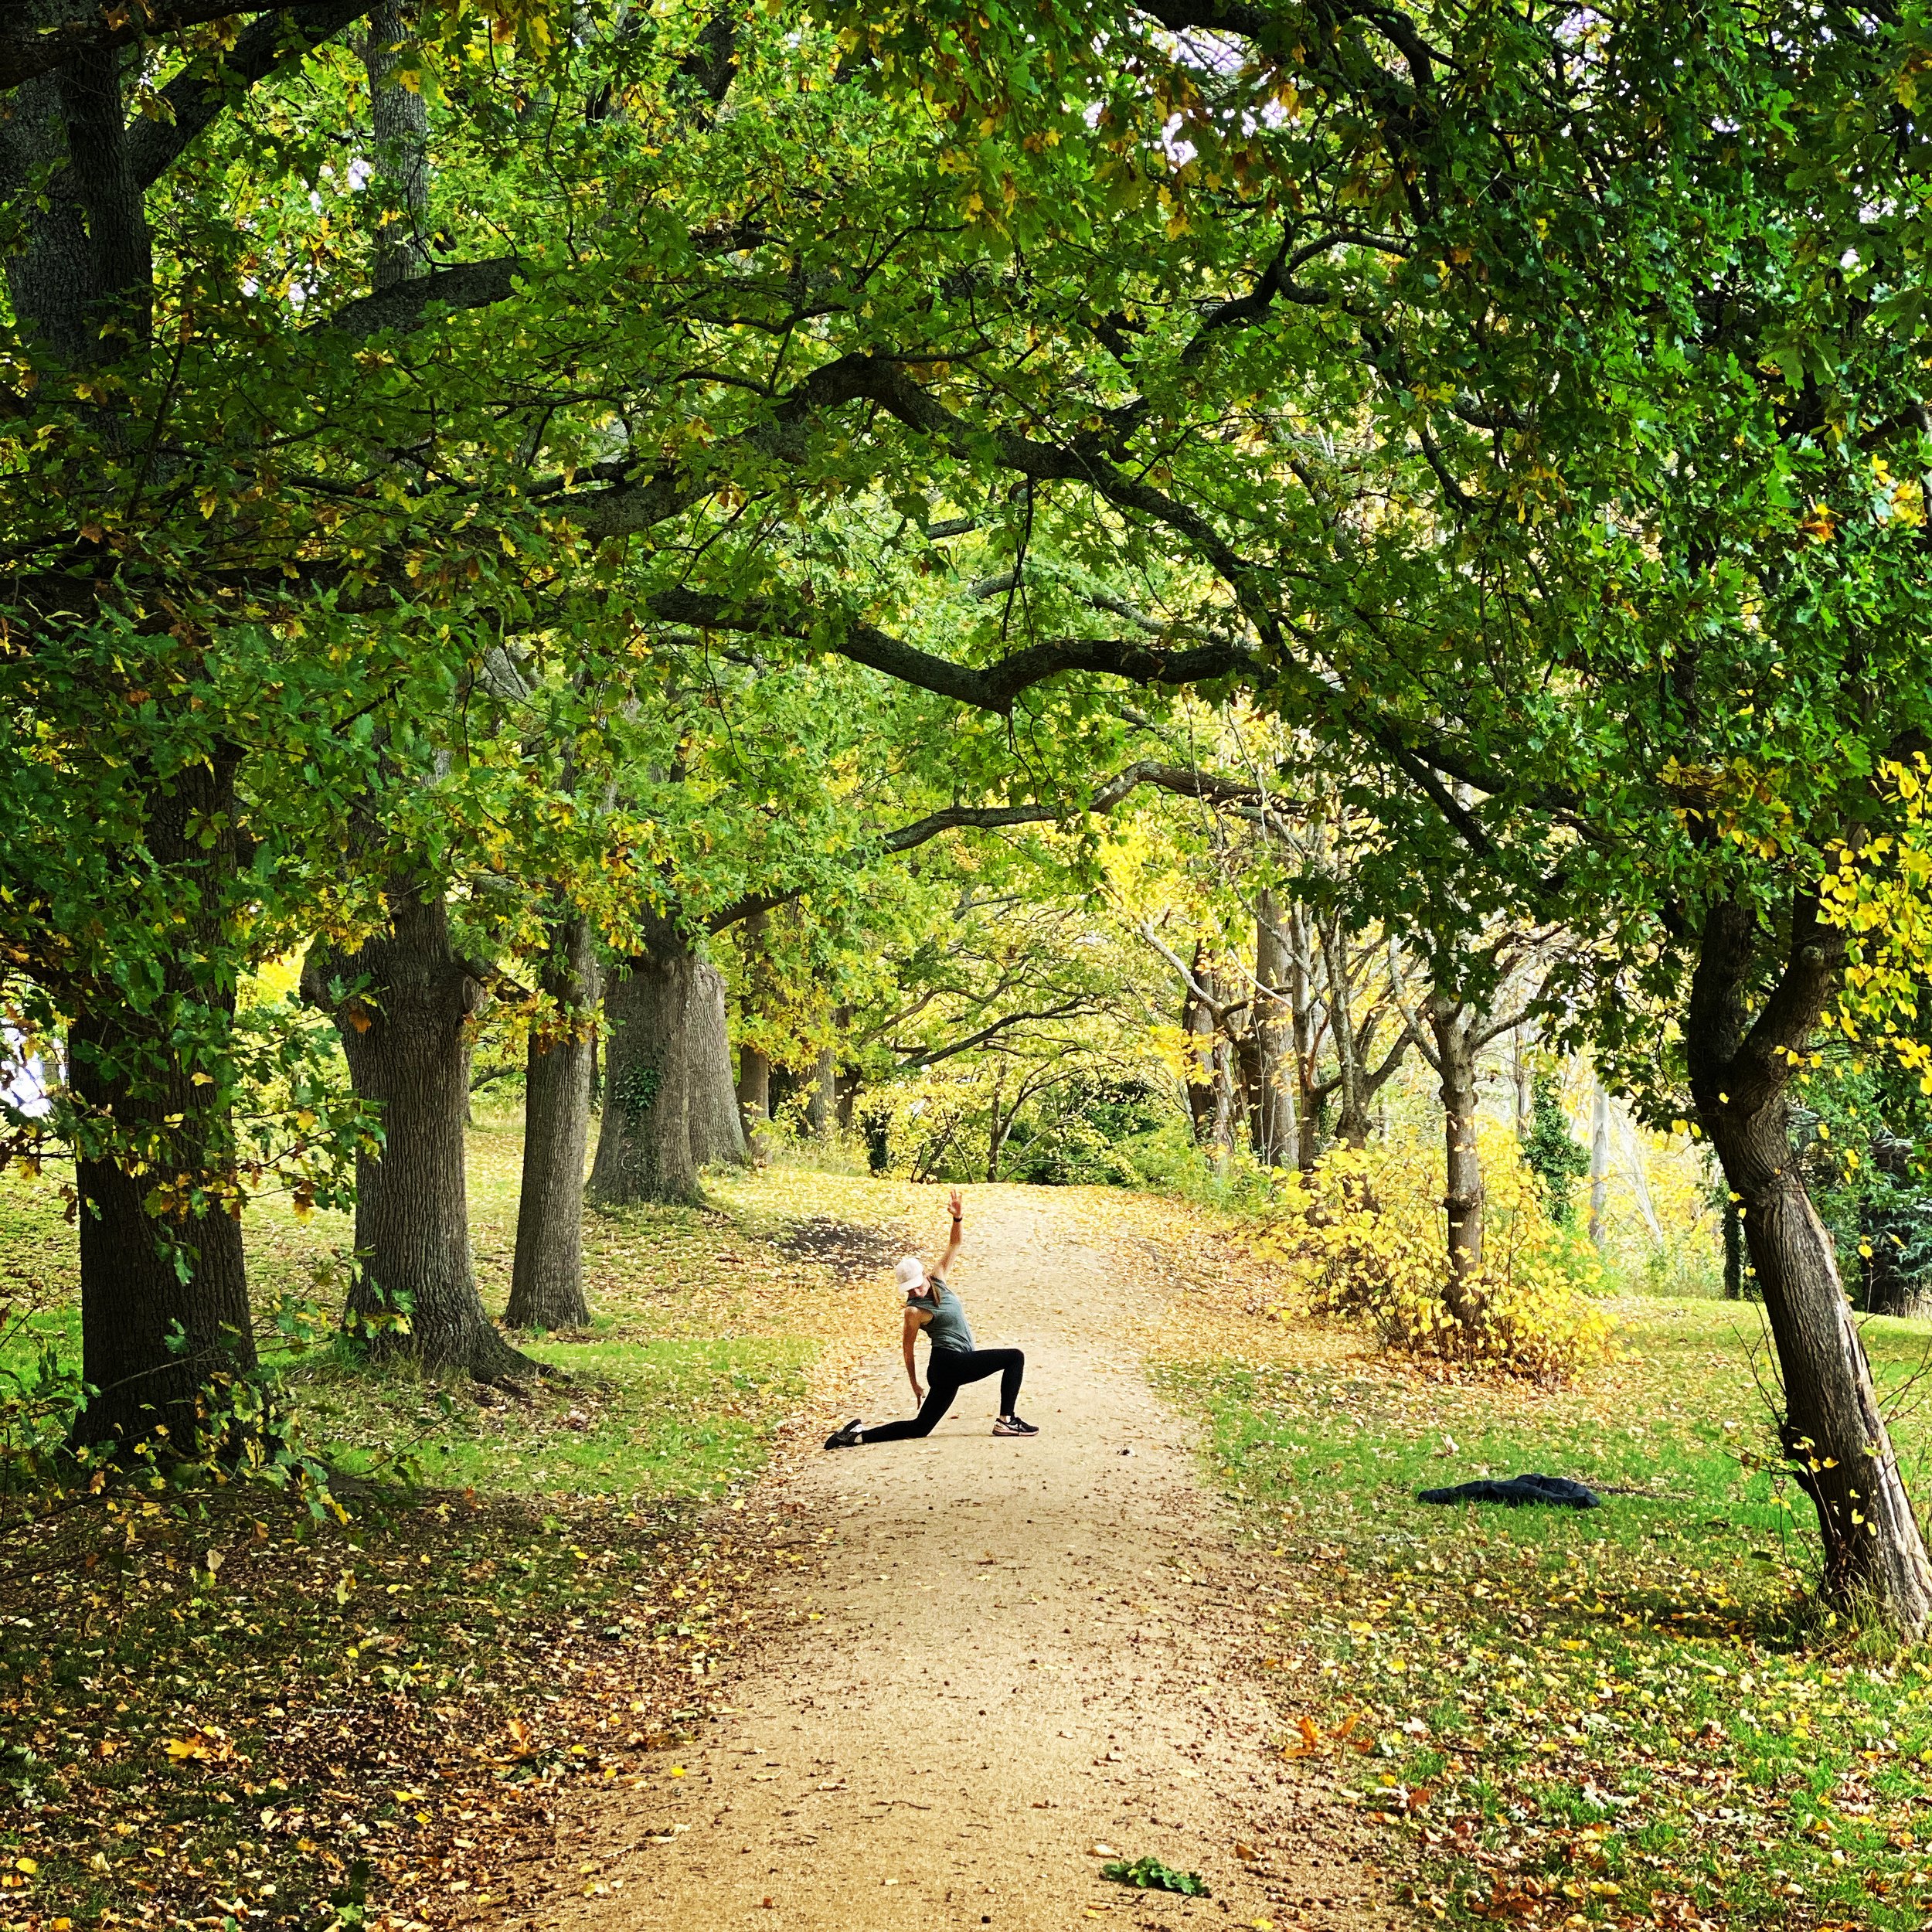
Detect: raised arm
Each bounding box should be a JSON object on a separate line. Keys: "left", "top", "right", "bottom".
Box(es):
{"left": 939, "top": 1187, "right": 964, "bottom": 1276}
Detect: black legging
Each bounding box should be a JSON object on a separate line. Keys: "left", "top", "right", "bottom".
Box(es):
{"left": 855, "top": 1348, "right": 1025, "bottom": 1444}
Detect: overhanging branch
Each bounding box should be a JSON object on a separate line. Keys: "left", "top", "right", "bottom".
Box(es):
{"left": 3, "top": 2, "right": 315, "bottom": 91}
{"left": 646, "top": 588, "right": 1259, "bottom": 713}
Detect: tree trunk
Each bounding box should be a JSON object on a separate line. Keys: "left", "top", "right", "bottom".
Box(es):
{"left": 1287, "top": 908, "right": 1323, "bottom": 1172}
{"left": 689, "top": 964, "right": 750, "bottom": 1168}
{"left": 306, "top": 886, "right": 531, "bottom": 1379}
{"left": 11, "top": 0, "right": 247, "bottom": 1458}
{"left": 986, "top": 1071, "right": 1007, "bottom": 1182}
{"left": 1427, "top": 995, "right": 1485, "bottom": 1310}
{"left": 5, "top": 57, "right": 153, "bottom": 370}
{"left": 1588, "top": 1084, "right": 1611, "bottom": 1247}
{"left": 1321, "top": 916, "right": 1375, "bottom": 1149}
{"left": 71, "top": 1030, "right": 255, "bottom": 1457}
{"left": 804, "top": 1042, "right": 836, "bottom": 1139}
{"left": 364, "top": 0, "right": 430, "bottom": 290}
{"left": 1210, "top": 1032, "right": 1238, "bottom": 1176}
{"left": 505, "top": 917, "right": 598, "bottom": 1331}
{"left": 589, "top": 920, "right": 746, "bottom": 1205}
{"left": 736, "top": 1043, "right": 771, "bottom": 1167}
{"left": 1249, "top": 891, "right": 1295, "bottom": 1165}
{"left": 1182, "top": 943, "right": 1219, "bottom": 1145}
{"left": 1689, "top": 893, "right": 1932, "bottom": 1636}
{"left": 834, "top": 1008, "right": 858, "bottom": 1132}
{"left": 733, "top": 906, "right": 772, "bottom": 1155}
{"left": 737, "top": 1043, "right": 771, "bottom": 1125}
{"left": 70, "top": 757, "right": 256, "bottom": 1455}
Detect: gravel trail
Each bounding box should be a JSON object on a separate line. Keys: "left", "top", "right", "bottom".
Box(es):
{"left": 543, "top": 1194, "right": 1389, "bottom": 1932}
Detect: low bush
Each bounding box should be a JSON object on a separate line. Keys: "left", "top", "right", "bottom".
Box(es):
{"left": 1258, "top": 1126, "right": 1611, "bottom": 1379}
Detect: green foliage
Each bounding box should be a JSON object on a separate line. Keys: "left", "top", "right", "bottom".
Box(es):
{"left": 1002, "top": 1078, "right": 1172, "bottom": 1187}
{"left": 1791, "top": 1056, "right": 1932, "bottom": 1310}
{"left": 1101, "top": 1855, "right": 1209, "bottom": 1897}
{"left": 1522, "top": 1075, "right": 1590, "bottom": 1227}
{"left": 0, "top": 1315, "right": 85, "bottom": 1492}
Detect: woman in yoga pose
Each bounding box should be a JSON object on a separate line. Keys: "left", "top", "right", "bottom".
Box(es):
{"left": 825, "top": 1189, "right": 1037, "bottom": 1447}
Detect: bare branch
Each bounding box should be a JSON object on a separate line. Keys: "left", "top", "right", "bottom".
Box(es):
{"left": 896, "top": 1000, "right": 1097, "bottom": 1071}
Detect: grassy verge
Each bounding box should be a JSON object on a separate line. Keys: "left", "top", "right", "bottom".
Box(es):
{"left": 1160, "top": 1298, "right": 1932, "bottom": 1932}
{"left": 0, "top": 1136, "right": 916, "bottom": 1932}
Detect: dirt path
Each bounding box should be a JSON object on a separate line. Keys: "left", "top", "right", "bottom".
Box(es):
{"left": 542, "top": 1195, "right": 1390, "bottom": 1932}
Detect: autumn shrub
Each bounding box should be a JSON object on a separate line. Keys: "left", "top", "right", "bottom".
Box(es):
{"left": 1259, "top": 1125, "right": 1611, "bottom": 1379}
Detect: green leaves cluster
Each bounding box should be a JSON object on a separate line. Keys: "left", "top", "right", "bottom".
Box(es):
{"left": 1101, "top": 1854, "right": 1210, "bottom": 1896}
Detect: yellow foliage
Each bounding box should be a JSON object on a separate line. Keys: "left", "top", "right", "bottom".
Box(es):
{"left": 1253, "top": 1125, "right": 1612, "bottom": 1381}
{"left": 1822, "top": 756, "right": 1932, "bottom": 1090}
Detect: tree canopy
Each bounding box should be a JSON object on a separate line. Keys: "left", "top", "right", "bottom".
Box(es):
{"left": 10, "top": 0, "right": 1932, "bottom": 1632}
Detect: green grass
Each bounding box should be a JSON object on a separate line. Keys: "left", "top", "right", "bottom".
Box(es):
{"left": 1165, "top": 1297, "right": 1932, "bottom": 1930}
{"left": 291, "top": 1335, "right": 816, "bottom": 1497}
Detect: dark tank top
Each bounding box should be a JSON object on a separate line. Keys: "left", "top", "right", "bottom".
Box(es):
{"left": 908, "top": 1277, "right": 975, "bottom": 1355}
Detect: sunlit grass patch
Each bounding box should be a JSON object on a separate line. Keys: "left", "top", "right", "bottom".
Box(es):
{"left": 1168, "top": 1295, "right": 1932, "bottom": 1930}
{"left": 288, "top": 1335, "right": 815, "bottom": 1498}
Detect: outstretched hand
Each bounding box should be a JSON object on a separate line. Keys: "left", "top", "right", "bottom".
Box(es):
{"left": 949, "top": 1187, "right": 963, "bottom": 1221}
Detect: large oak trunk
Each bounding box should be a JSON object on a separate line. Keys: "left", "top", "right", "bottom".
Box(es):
{"left": 1689, "top": 896, "right": 1932, "bottom": 1636}
{"left": 308, "top": 886, "right": 532, "bottom": 1379}
{"left": 506, "top": 917, "right": 599, "bottom": 1330}
{"left": 70, "top": 760, "right": 257, "bottom": 1455}
{"left": 71, "top": 1026, "right": 255, "bottom": 1457}
{"left": 12, "top": 0, "right": 250, "bottom": 1459}
{"left": 589, "top": 922, "right": 747, "bottom": 1205}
